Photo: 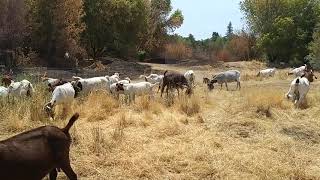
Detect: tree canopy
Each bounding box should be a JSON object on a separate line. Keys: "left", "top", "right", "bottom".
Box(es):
{"left": 241, "top": 0, "right": 320, "bottom": 65}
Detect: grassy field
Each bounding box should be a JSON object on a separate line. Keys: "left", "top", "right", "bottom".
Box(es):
{"left": 1, "top": 61, "right": 320, "bottom": 179}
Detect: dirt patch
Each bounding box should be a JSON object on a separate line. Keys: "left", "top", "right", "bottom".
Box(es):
{"left": 281, "top": 126, "right": 320, "bottom": 144}
{"left": 103, "top": 60, "right": 163, "bottom": 79}
{"left": 221, "top": 121, "right": 263, "bottom": 138}
{"left": 19, "top": 59, "right": 164, "bottom": 80}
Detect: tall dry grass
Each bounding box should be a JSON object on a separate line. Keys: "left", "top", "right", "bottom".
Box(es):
{"left": 1, "top": 65, "right": 320, "bottom": 179}
{"left": 164, "top": 42, "right": 192, "bottom": 60}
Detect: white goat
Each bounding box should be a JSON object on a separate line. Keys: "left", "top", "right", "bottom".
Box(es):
{"left": 286, "top": 77, "right": 309, "bottom": 107}
{"left": 106, "top": 73, "right": 120, "bottom": 84}
{"left": 44, "top": 82, "right": 81, "bottom": 119}
{"left": 42, "top": 77, "right": 60, "bottom": 86}
{"left": 8, "top": 79, "right": 34, "bottom": 97}
{"left": 140, "top": 74, "right": 164, "bottom": 92}
{"left": 285, "top": 70, "right": 317, "bottom": 107}
{"left": 109, "top": 78, "right": 131, "bottom": 98}
{"left": 209, "top": 70, "right": 241, "bottom": 90}
{"left": 288, "top": 64, "right": 306, "bottom": 77}
{"left": 116, "top": 82, "right": 159, "bottom": 102}
{"left": 184, "top": 70, "right": 195, "bottom": 86}
{"left": 72, "top": 76, "right": 110, "bottom": 93}
{"left": 0, "top": 86, "right": 8, "bottom": 97}
{"left": 257, "top": 68, "right": 276, "bottom": 77}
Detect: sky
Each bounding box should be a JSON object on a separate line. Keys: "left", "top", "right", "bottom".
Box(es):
{"left": 171, "top": 0, "right": 244, "bottom": 40}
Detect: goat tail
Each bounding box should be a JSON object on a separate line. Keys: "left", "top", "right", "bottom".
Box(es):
{"left": 164, "top": 70, "right": 168, "bottom": 76}
{"left": 63, "top": 113, "right": 79, "bottom": 133}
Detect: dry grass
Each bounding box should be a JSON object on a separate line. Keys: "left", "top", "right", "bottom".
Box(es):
{"left": 175, "top": 94, "right": 201, "bottom": 116}
{"left": 164, "top": 42, "right": 192, "bottom": 60}
{"left": 2, "top": 62, "right": 320, "bottom": 179}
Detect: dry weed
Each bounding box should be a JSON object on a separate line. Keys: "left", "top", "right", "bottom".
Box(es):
{"left": 1, "top": 64, "right": 320, "bottom": 179}
{"left": 175, "top": 95, "right": 201, "bottom": 116}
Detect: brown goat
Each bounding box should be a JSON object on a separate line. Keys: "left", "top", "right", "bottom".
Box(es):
{"left": 203, "top": 77, "right": 210, "bottom": 84}
{"left": 0, "top": 113, "right": 79, "bottom": 180}
{"left": 301, "top": 70, "right": 318, "bottom": 82}
{"left": 48, "top": 79, "right": 70, "bottom": 92}
{"left": 161, "top": 70, "right": 192, "bottom": 97}
{"left": 1, "top": 75, "right": 12, "bottom": 87}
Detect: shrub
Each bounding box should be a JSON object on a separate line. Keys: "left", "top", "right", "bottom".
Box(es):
{"left": 164, "top": 42, "right": 192, "bottom": 60}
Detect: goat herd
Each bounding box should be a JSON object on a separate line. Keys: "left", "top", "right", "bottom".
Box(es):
{"left": 0, "top": 64, "right": 318, "bottom": 179}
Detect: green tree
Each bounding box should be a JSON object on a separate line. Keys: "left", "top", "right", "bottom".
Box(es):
{"left": 226, "top": 21, "right": 233, "bottom": 39}
{"left": 241, "top": 0, "right": 320, "bottom": 65}
{"left": 82, "top": 0, "right": 183, "bottom": 59}
{"left": 27, "top": 0, "right": 84, "bottom": 66}
{"left": 211, "top": 32, "right": 220, "bottom": 41}
{"left": 0, "top": 0, "right": 28, "bottom": 49}
{"left": 309, "top": 24, "right": 320, "bottom": 69}
{"left": 187, "top": 34, "right": 196, "bottom": 48}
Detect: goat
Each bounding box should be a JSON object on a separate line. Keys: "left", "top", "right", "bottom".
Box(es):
{"left": 203, "top": 77, "right": 210, "bottom": 84}
{"left": 116, "top": 82, "right": 159, "bottom": 103}
{"left": 286, "top": 70, "right": 317, "bottom": 107}
{"left": 8, "top": 79, "right": 35, "bottom": 97}
{"left": 184, "top": 70, "right": 195, "bottom": 86}
{"left": 106, "top": 73, "right": 120, "bottom": 85}
{"left": 160, "top": 71, "right": 192, "bottom": 97}
{"left": 257, "top": 68, "right": 276, "bottom": 77}
{"left": 0, "top": 86, "right": 8, "bottom": 97}
{"left": 44, "top": 82, "right": 82, "bottom": 119}
{"left": 140, "top": 73, "right": 164, "bottom": 92}
{"left": 287, "top": 64, "right": 307, "bottom": 77}
{"left": 109, "top": 78, "right": 131, "bottom": 99}
{"left": 72, "top": 76, "right": 110, "bottom": 93}
{"left": 207, "top": 81, "right": 215, "bottom": 91}
{"left": 1, "top": 75, "right": 12, "bottom": 87}
{"left": 42, "top": 77, "right": 60, "bottom": 85}
{"left": 208, "top": 70, "right": 241, "bottom": 91}
{"left": 42, "top": 77, "right": 70, "bottom": 92}
{"left": 0, "top": 113, "right": 79, "bottom": 180}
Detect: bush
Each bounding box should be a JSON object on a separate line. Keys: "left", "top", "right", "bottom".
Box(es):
{"left": 137, "top": 50, "right": 147, "bottom": 61}
{"left": 164, "top": 42, "right": 192, "bottom": 60}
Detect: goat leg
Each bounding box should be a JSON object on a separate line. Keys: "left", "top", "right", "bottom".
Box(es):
{"left": 49, "top": 168, "right": 58, "bottom": 180}
{"left": 60, "top": 158, "right": 77, "bottom": 180}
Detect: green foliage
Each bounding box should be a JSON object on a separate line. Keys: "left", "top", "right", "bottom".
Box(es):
{"left": 137, "top": 50, "right": 147, "bottom": 61}
{"left": 241, "top": 0, "right": 320, "bottom": 65}
{"left": 308, "top": 24, "right": 320, "bottom": 69}
{"left": 0, "top": 0, "right": 28, "bottom": 49}
{"left": 82, "top": 0, "right": 183, "bottom": 58}
{"left": 0, "top": 0, "right": 183, "bottom": 66}
{"left": 226, "top": 22, "right": 234, "bottom": 39}
{"left": 82, "top": 0, "right": 149, "bottom": 58}
{"left": 26, "top": 0, "right": 84, "bottom": 66}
